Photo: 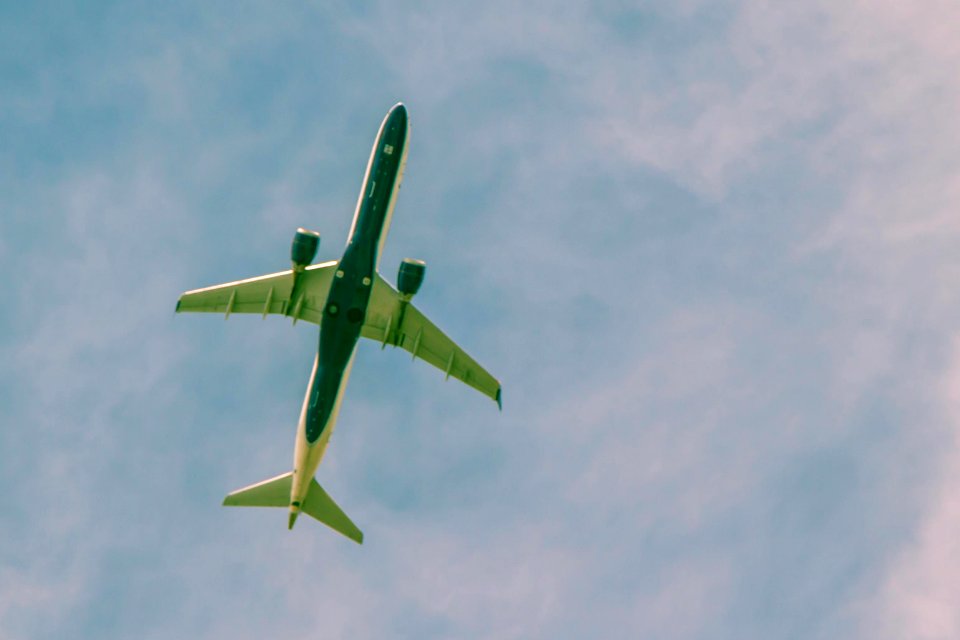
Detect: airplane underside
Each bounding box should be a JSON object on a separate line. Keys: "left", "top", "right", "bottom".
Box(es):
{"left": 175, "top": 103, "right": 501, "bottom": 544}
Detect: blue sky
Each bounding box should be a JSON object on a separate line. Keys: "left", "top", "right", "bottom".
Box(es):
{"left": 3, "top": 1, "right": 960, "bottom": 638}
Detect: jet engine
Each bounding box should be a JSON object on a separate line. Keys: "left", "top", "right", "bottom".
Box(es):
{"left": 398, "top": 258, "right": 426, "bottom": 298}
{"left": 291, "top": 228, "right": 321, "bottom": 271}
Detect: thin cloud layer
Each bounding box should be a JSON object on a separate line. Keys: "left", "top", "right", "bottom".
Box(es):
{"left": 1, "top": 1, "right": 958, "bottom": 639}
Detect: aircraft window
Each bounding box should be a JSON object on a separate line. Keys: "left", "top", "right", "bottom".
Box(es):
{"left": 346, "top": 308, "right": 364, "bottom": 323}
{"left": 384, "top": 144, "right": 394, "bottom": 155}
{"left": 327, "top": 302, "right": 339, "bottom": 316}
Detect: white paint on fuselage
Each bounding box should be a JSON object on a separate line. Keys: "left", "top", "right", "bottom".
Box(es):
{"left": 289, "top": 348, "right": 357, "bottom": 514}
{"left": 345, "top": 104, "right": 411, "bottom": 268}
{"left": 376, "top": 115, "right": 410, "bottom": 267}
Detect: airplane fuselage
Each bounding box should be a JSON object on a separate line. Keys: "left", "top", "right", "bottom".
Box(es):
{"left": 288, "top": 103, "right": 410, "bottom": 525}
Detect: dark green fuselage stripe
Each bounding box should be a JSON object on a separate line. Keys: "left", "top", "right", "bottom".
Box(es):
{"left": 304, "top": 105, "right": 409, "bottom": 444}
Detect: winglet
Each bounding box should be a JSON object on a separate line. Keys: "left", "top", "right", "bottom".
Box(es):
{"left": 496, "top": 387, "right": 502, "bottom": 412}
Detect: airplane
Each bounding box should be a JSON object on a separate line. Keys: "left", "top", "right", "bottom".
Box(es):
{"left": 175, "top": 103, "right": 501, "bottom": 544}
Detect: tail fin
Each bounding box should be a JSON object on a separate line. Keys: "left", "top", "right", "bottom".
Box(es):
{"left": 222, "top": 472, "right": 363, "bottom": 544}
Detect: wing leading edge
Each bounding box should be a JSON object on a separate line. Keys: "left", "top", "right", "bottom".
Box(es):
{"left": 362, "top": 274, "right": 502, "bottom": 408}
{"left": 175, "top": 261, "right": 338, "bottom": 324}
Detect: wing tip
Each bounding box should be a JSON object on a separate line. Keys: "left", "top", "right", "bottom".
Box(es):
{"left": 496, "top": 387, "right": 502, "bottom": 411}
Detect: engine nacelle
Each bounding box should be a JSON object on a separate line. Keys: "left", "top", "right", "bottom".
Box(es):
{"left": 398, "top": 258, "right": 426, "bottom": 298}
{"left": 291, "top": 228, "right": 321, "bottom": 271}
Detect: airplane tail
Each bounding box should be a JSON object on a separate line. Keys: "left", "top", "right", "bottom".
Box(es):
{"left": 223, "top": 472, "right": 363, "bottom": 544}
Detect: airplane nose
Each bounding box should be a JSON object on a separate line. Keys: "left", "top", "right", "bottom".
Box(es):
{"left": 389, "top": 102, "right": 408, "bottom": 126}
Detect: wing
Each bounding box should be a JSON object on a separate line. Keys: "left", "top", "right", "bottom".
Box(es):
{"left": 362, "top": 274, "right": 502, "bottom": 408}
{"left": 175, "top": 261, "right": 338, "bottom": 325}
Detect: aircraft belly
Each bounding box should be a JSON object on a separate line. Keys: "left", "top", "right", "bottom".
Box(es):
{"left": 347, "top": 104, "right": 409, "bottom": 270}
{"left": 291, "top": 350, "right": 356, "bottom": 504}
{"left": 289, "top": 107, "right": 407, "bottom": 506}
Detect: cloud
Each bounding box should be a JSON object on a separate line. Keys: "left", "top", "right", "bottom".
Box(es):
{"left": 4, "top": 1, "right": 960, "bottom": 639}
{"left": 0, "top": 162, "right": 200, "bottom": 637}
{"left": 861, "top": 336, "right": 960, "bottom": 640}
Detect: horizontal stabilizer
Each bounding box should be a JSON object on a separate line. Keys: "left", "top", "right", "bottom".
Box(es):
{"left": 222, "top": 472, "right": 363, "bottom": 544}
{"left": 223, "top": 472, "right": 292, "bottom": 508}
{"left": 304, "top": 478, "right": 364, "bottom": 544}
